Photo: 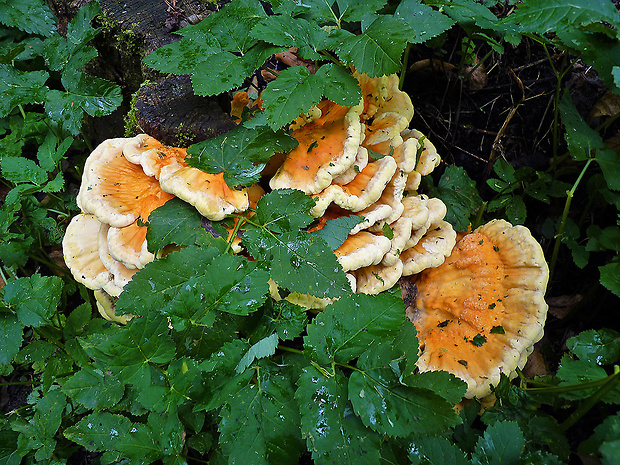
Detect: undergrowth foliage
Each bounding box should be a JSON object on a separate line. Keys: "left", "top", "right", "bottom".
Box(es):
{"left": 1, "top": 0, "right": 620, "bottom": 464}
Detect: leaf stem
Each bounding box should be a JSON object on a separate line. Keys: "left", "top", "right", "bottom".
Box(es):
{"left": 277, "top": 344, "right": 303, "bottom": 355}
{"left": 548, "top": 158, "right": 592, "bottom": 282}
{"left": 399, "top": 43, "right": 412, "bottom": 90}
{"left": 560, "top": 365, "right": 620, "bottom": 432}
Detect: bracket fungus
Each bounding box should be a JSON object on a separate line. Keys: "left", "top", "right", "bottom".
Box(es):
{"left": 405, "top": 219, "right": 550, "bottom": 399}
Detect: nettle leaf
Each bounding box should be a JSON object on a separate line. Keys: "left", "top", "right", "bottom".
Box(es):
{"left": 235, "top": 333, "right": 279, "bottom": 373}
{"left": 185, "top": 125, "right": 297, "bottom": 188}
{"left": 45, "top": 75, "right": 122, "bottom": 135}
{"left": 144, "top": 34, "right": 220, "bottom": 74}
{"left": 61, "top": 366, "right": 125, "bottom": 411}
{"left": 0, "top": 65, "right": 48, "bottom": 117}
{"left": 567, "top": 329, "right": 620, "bottom": 365}
{"left": 296, "top": 366, "right": 382, "bottom": 465}
{"left": 64, "top": 412, "right": 162, "bottom": 462}
{"left": 311, "top": 215, "right": 364, "bottom": 250}
{"left": 334, "top": 16, "right": 413, "bottom": 77}
{"left": 472, "top": 421, "right": 525, "bottom": 465}
{"left": 2, "top": 274, "right": 62, "bottom": 327}
{"left": 220, "top": 367, "right": 304, "bottom": 465}
{"left": 304, "top": 291, "right": 405, "bottom": 365}
{"left": 317, "top": 63, "right": 363, "bottom": 107}
{"left": 394, "top": 0, "right": 455, "bottom": 44}
{"left": 118, "top": 246, "right": 268, "bottom": 320}
{"left": 146, "top": 198, "right": 203, "bottom": 252}
{"left": 404, "top": 371, "right": 468, "bottom": 404}
{"left": 1, "top": 157, "right": 47, "bottom": 186}
{"left": 0, "top": 314, "right": 23, "bottom": 368}
{"left": 337, "top": 0, "right": 387, "bottom": 23}
{"left": 89, "top": 312, "right": 176, "bottom": 388}
{"left": 0, "top": 0, "right": 57, "bottom": 36}
{"left": 65, "top": 1, "right": 102, "bottom": 48}
{"left": 409, "top": 436, "right": 470, "bottom": 465}
{"left": 251, "top": 15, "right": 327, "bottom": 60}
{"left": 192, "top": 44, "right": 283, "bottom": 96}
{"left": 556, "top": 354, "right": 620, "bottom": 402}
{"left": 138, "top": 358, "right": 201, "bottom": 413}
{"left": 348, "top": 347, "right": 461, "bottom": 437}
{"left": 600, "top": 262, "right": 620, "bottom": 297}
{"left": 430, "top": 164, "right": 483, "bottom": 231}
{"left": 252, "top": 189, "right": 316, "bottom": 232}
{"left": 252, "top": 299, "right": 308, "bottom": 342}
{"left": 194, "top": 339, "right": 255, "bottom": 412}
{"left": 501, "top": 0, "right": 620, "bottom": 37}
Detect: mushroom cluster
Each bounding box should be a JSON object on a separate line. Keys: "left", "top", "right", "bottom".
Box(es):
{"left": 405, "top": 219, "right": 549, "bottom": 398}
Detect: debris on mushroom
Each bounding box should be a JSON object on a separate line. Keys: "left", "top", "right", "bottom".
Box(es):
{"left": 405, "top": 219, "right": 550, "bottom": 399}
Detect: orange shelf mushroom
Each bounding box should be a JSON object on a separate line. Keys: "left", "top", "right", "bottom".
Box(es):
{"left": 405, "top": 219, "right": 549, "bottom": 399}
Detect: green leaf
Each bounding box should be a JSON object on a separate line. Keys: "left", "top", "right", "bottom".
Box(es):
{"left": 505, "top": 196, "right": 527, "bottom": 225}
{"left": 37, "top": 134, "right": 72, "bottom": 172}
{"left": 334, "top": 16, "right": 413, "bottom": 77}
{"left": 336, "top": 0, "right": 387, "bottom": 22}
{"left": 261, "top": 65, "right": 326, "bottom": 130}
{"left": 404, "top": 371, "right": 468, "bottom": 404}
{"left": 580, "top": 411, "right": 620, "bottom": 454}
{"left": 296, "top": 366, "right": 382, "bottom": 465}
{"left": 304, "top": 291, "right": 405, "bottom": 365}
{"left": 185, "top": 125, "right": 297, "bottom": 187}
{"left": 235, "top": 333, "right": 279, "bottom": 373}
{"left": 220, "top": 368, "right": 304, "bottom": 465}
{"left": 45, "top": 75, "right": 122, "bottom": 134}
{"left": 251, "top": 15, "right": 328, "bottom": 60}
{"left": 0, "top": 314, "right": 23, "bottom": 368}
{"left": 0, "top": 65, "right": 48, "bottom": 117}
{"left": 1, "top": 157, "right": 47, "bottom": 185}
{"left": 0, "top": 0, "right": 56, "bottom": 36}
{"left": 430, "top": 165, "right": 482, "bottom": 231}
{"left": 472, "top": 421, "right": 525, "bottom": 465}
{"left": 409, "top": 436, "right": 470, "bottom": 465}
{"left": 62, "top": 367, "right": 125, "bottom": 410}
{"left": 394, "top": 0, "right": 455, "bottom": 44}
{"left": 311, "top": 215, "right": 364, "bottom": 250}
{"left": 556, "top": 354, "right": 620, "bottom": 402}
{"left": 501, "top": 0, "right": 620, "bottom": 37}
{"left": 64, "top": 412, "right": 162, "bottom": 462}
{"left": 252, "top": 188, "right": 316, "bottom": 232}
{"left": 2, "top": 274, "right": 62, "bottom": 327}
{"left": 84, "top": 312, "right": 176, "bottom": 389}
{"left": 252, "top": 300, "right": 308, "bottom": 342}
{"left": 193, "top": 339, "right": 255, "bottom": 412}
{"left": 65, "top": 1, "right": 102, "bottom": 48}
{"left": 191, "top": 44, "right": 282, "bottom": 96}
{"left": 315, "top": 63, "right": 363, "bottom": 107}
{"left": 600, "top": 262, "right": 620, "bottom": 297}
{"left": 146, "top": 198, "right": 203, "bottom": 252}
{"left": 348, "top": 366, "right": 461, "bottom": 437}
{"left": 568, "top": 329, "right": 620, "bottom": 365}
{"left": 138, "top": 358, "right": 201, "bottom": 413}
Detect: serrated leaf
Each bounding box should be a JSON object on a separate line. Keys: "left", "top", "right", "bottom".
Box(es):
{"left": 505, "top": 195, "right": 527, "bottom": 225}
{"left": 251, "top": 15, "right": 327, "bottom": 60}
{"left": 64, "top": 412, "right": 162, "bottom": 462}
{"left": 0, "top": 0, "right": 56, "bottom": 36}
{"left": 0, "top": 314, "right": 23, "bottom": 367}
{"left": 348, "top": 367, "right": 461, "bottom": 437}
{"left": 600, "top": 262, "right": 620, "bottom": 297}
{"left": 337, "top": 0, "right": 387, "bottom": 23}
{"left": 311, "top": 215, "right": 364, "bottom": 250}
{"left": 235, "top": 333, "right": 279, "bottom": 373}
{"left": 334, "top": 16, "right": 413, "bottom": 77}
{"left": 1, "top": 157, "right": 47, "bottom": 185}
{"left": 138, "top": 358, "right": 201, "bottom": 413}
{"left": 472, "top": 421, "right": 525, "bottom": 465}
{"left": 86, "top": 312, "right": 176, "bottom": 388}
{"left": 185, "top": 125, "right": 297, "bottom": 188}
{"left": 304, "top": 291, "right": 405, "bottom": 365}
{"left": 45, "top": 75, "right": 122, "bottom": 134}
{"left": 580, "top": 411, "right": 620, "bottom": 454}
{"left": 316, "top": 63, "right": 363, "bottom": 107}
{"left": 220, "top": 368, "right": 304, "bottom": 465}
{"left": 62, "top": 367, "right": 124, "bottom": 410}
{"left": 146, "top": 198, "right": 203, "bottom": 252}
{"left": 409, "top": 436, "right": 470, "bottom": 465}
{"left": 501, "top": 0, "right": 620, "bottom": 37}
{"left": 568, "top": 328, "right": 620, "bottom": 365}
{"left": 37, "top": 134, "right": 72, "bottom": 172}
{"left": 556, "top": 354, "right": 620, "bottom": 402}
{"left": 394, "top": 0, "right": 455, "bottom": 44}
{"left": 193, "top": 339, "right": 255, "bottom": 412}
{"left": 144, "top": 34, "right": 220, "bottom": 74}
{"left": 430, "top": 165, "right": 483, "bottom": 231}
{"left": 253, "top": 188, "right": 316, "bottom": 232}
{"left": 404, "top": 371, "right": 468, "bottom": 404}
{"left": 2, "top": 274, "right": 62, "bottom": 327}
{"left": 261, "top": 65, "right": 326, "bottom": 130}
{"left": 296, "top": 366, "right": 382, "bottom": 465}
{"left": 65, "top": 1, "right": 102, "bottom": 48}
{"left": 0, "top": 65, "right": 48, "bottom": 117}
{"left": 252, "top": 299, "right": 308, "bottom": 341}
{"left": 192, "top": 44, "right": 282, "bottom": 96}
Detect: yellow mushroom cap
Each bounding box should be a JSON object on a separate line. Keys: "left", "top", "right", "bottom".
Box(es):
{"left": 269, "top": 99, "right": 364, "bottom": 194}
{"left": 406, "top": 219, "right": 549, "bottom": 399}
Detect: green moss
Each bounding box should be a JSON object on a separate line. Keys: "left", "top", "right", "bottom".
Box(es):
{"left": 175, "top": 123, "right": 194, "bottom": 147}
{"left": 124, "top": 80, "right": 150, "bottom": 137}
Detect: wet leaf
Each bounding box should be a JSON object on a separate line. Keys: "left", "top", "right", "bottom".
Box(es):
{"left": 472, "top": 421, "right": 525, "bottom": 465}
{"left": 62, "top": 366, "right": 124, "bottom": 410}
{"left": 567, "top": 328, "right": 620, "bottom": 365}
